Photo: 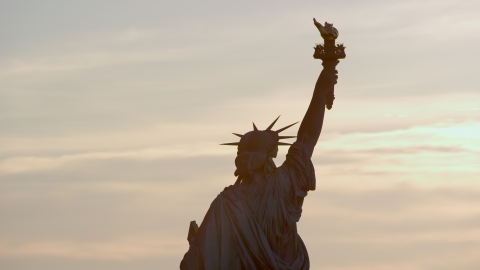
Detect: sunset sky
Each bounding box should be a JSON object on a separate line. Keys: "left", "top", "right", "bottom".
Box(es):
{"left": 1, "top": 0, "right": 480, "bottom": 269}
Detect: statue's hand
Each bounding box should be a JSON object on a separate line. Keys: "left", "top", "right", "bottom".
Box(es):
{"left": 313, "top": 18, "right": 339, "bottom": 40}
{"left": 317, "top": 60, "right": 339, "bottom": 97}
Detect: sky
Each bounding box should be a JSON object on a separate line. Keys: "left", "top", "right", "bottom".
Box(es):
{"left": 1, "top": 0, "right": 480, "bottom": 269}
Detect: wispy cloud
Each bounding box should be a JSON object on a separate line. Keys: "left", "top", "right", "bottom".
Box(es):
{"left": 0, "top": 145, "right": 229, "bottom": 174}
{"left": 0, "top": 233, "right": 183, "bottom": 260}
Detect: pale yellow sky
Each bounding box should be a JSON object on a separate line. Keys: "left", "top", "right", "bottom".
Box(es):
{"left": 1, "top": 0, "right": 480, "bottom": 269}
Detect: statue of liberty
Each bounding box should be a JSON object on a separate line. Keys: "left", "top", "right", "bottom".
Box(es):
{"left": 180, "top": 19, "right": 345, "bottom": 270}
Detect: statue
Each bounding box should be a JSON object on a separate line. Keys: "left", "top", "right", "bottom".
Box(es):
{"left": 180, "top": 19, "right": 346, "bottom": 269}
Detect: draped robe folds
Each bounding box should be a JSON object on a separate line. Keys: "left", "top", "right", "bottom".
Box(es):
{"left": 180, "top": 142, "right": 316, "bottom": 270}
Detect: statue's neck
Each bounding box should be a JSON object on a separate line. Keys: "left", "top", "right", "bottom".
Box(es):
{"left": 241, "top": 173, "right": 263, "bottom": 186}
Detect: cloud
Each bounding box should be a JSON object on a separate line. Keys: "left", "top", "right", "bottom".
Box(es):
{"left": 0, "top": 233, "right": 183, "bottom": 260}
{"left": 0, "top": 48, "right": 194, "bottom": 76}
{"left": 0, "top": 145, "right": 229, "bottom": 174}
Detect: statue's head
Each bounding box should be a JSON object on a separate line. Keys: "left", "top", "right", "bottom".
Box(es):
{"left": 221, "top": 116, "right": 297, "bottom": 179}
{"left": 238, "top": 130, "right": 279, "bottom": 158}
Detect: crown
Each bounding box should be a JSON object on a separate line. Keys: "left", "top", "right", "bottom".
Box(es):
{"left": 221, "top": 116, "right": 297, "bottom": 146}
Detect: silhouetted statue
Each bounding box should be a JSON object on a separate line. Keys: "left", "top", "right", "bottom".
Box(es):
{"left": 180, "top": 19, "right": 346, "bottom": 270}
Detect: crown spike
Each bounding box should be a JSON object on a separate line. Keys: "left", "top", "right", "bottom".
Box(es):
{"left": 277, "top": 142, "right": 292, "bottom": 146}
{"left": 278, "top": 136, "right": 296, "bottom": 139}
{"left": 232, "top": 133, "right": 243, "bottom": 137}
{"left": 276, "top": 122, "right": 299, "bottom": 133}
{"left": 220, "top": 142, "right": 239, "bottom": 146}
{"left": 266, "top": 115, "right": 281, "bottom": 131}
{"left": 253, "top": 122, "right": 258, "bottom": 131}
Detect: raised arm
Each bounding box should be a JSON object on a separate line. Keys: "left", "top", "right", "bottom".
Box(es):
{"left": 296, "top": 60, "right": 338, "bottom": 157}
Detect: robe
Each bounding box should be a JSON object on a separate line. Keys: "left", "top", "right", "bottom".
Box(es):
{"left": 181, "top": 142, "right": 316, "bottom": 270}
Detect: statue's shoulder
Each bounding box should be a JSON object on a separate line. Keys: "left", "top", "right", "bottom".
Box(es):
{"left": 218, "top": 184, "right": 243, "bottom": 201}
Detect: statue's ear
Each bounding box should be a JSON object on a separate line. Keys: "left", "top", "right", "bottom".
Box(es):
{"left": 263, "top": 156, "right": 277, "bottom": 177}
{"left": 267, "top": 144, "right": 278, "bottom": 158}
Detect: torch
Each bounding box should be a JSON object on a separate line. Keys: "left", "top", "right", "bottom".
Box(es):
{"left": 313, "top": 19, "right": 346, "bottom": 110}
